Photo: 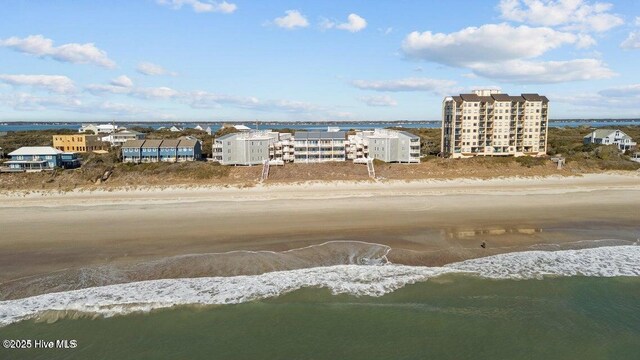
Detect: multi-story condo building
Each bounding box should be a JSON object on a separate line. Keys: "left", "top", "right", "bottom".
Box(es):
{"left": 212, "top": 131, "right": 289, "bottom": 165}
{"left": 442, "top": 90, "right": 549, "bottom": 158}
{"left": 293, "top": 131, "right": 346, "bottom": 163}
{"left": 212, "top": 129, "right": 422, "bottom": 165}
{"left": 348, "top": 129, "right": 420, "bottom": 163}
{"left": 53, "top": 134, "right": 107, "bottom": 153}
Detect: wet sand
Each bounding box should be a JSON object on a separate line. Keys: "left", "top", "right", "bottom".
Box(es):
{"left": 0, "top": 173, "right": 639, "bottom": 297}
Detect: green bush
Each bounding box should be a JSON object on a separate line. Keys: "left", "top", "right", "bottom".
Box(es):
{"left": 515, "top": 156, "right": 546, "bottom": 168}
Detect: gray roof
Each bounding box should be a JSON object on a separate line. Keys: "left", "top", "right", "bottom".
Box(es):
{"left": 159, "top": 139, "right": 181, "bottom": 148}
{"left": 399, "top": 131, "right": 420, "bottom": 139}
{"left": 522, "top": 93, "right": 548, "bottom": 102}
{"left": 585, "top": 129, "right": 631, "bottom": 139}
{"left": 294, "top": 131, "right": 346, "bottom": 140}
{"left": 122, "top": 140, "right": 145, "bottom": 148}
{"left": 141, "top": 140, "right": 163, "bottom": 148}
{"left": 215, "top": 133, "right": 238, "bottom": 141}
{"left": 456, "top": 93, "right": 547, "bottom": 103}
{"left": 178, "top": 138, "right": 199, "bottom": 147}
{"left": 491, "top": 94, "right": 512, "bottom": 101}
{"left": 8, "top": 146, "right": 62, "bottom": 156}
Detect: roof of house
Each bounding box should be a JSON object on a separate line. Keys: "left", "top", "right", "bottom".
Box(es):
{"left": 141, "top": 139, "right": 163, "bottom": 148}
{"left": 398, "top": 131, "right": 420, "bottom": 139}
{"left": 122, "top": 140, "right": 146, "bottom": 148}
{"left": 159, "top": 139, "right": 181, "bottom": 147}
{"left": 8, "top": 146, "right": 62, "bottom": 156}
{"left": 178, "top": 138, "right": 199, "bottom": 147}
{"left": 215, "top": 133, "right": 239, "bottom": 141}
{"left": 584, "top": 129, "right": 617, "bottom": 139}
{"left": 115, "top": 130, "right": 142, "bottom": 135}
{"left": 294, "top": 131, "right": 346, "bottom": 140}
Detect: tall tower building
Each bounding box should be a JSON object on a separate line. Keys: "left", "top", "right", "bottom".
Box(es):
{"left": 441, "top": 90, "right": 549, "bottom": 158}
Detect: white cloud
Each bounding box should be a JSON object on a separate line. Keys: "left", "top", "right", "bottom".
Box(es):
{"left": 157, "top": 0, "right": 236, "bottom": 14}
{"left": 470, "top": 59, "right": 615, "bottom": 83}
{"left": 337, "top": 14, "right": 367, "bottom": 32}
{"left": 401, "top": 23, "right": 612, "bottom": 83}
{"left": 0, "top": 92, "right": 83, "bottom": 111}
{"left": 598, "top": 84, "right": 640, "bottom": 97}
{"left": 351, "top": 77, "right": 457, "bottom": 92}
{"left": 498, "top": 0, "right": 624, "bottom": 32}
{"left": 185, "top": 90, "right": 320, "bottom": 112}
{"left": 132, "top": 86, "right": 180, "bottom": 99}
{"left": 0, "top": 35, "right": 116, "bottom": 68}
{"left": 110, "top": 75, "right": 134, "bottom": 88}
{"left": 0, "top": 74, "right": 76, "bottom": 94}
{"left": 322, "top": 13, "right": 367, "bottom": 32}
{"left": 620, "top": 32, "right": 640, "bottom": 49}
{"left": 136, "top": 62, "right": 176, "bottom": 76}
{"left": 402, "top": 23, "right": 590, "bottom": 66}
{"left": 358, "top": 95, "right": 397, "bottom": 107}
{"left": 0, "top": 92, "right": 157, "bottom": 116}
{"left": 273, "top": 10, "right": 309, "bottom": 29}
{"left": 636, "top": 16, "right": 640, "bottom": 26}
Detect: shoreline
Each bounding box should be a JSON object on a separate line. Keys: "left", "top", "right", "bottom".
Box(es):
{"left": 1, "top": 172, "right": 639, "bottom": 206}
{"left": 1, "top": 172, "right": 639, "bottom": 299}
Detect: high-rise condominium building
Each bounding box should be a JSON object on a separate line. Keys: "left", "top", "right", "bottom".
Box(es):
{"left": 441, "top": 90, "right": 549, "bottom": 158}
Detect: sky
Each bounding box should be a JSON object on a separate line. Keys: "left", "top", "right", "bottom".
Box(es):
{"left": 0, "top": 0, "right": 639, "bottom": 122}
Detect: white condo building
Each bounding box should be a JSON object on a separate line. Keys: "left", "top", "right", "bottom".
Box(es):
{"left": 442, "top": 90, "right": 549, "bottom": 158}
{"left": 348, "top": 129, "right": 420, "bottom": 163}
{"left": 213, "top": 129, "right": 421, "bottom": 165}
{"left": 213, "top": 131, "right": 292, "bottom": 165}
{"left": 293, "top": 131, "right": 347, "bottom": 163}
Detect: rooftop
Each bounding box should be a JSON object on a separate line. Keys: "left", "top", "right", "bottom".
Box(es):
{"left": 8, "top": 146, "right": 63, "bottom": 156}
{"left": 294, "top": 131, "right": 346, "bottom": 140}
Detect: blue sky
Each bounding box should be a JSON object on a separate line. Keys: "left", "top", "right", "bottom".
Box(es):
{"left": 0, "top": 0, "right": 639, "bottom": 122}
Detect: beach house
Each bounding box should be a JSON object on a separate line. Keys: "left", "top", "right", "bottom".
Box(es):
{"left": 53, "top": 134, "right": 107, "bottom": 153}
{"left": 348, "top": 129, "right": 420, "bottom": 163}
{"left": 121, "top": 140, "right": 145, "bottom": 163}
{"left": 121, "top": 137, "right": 202, "bottom": 163}
{"left": 176, "top": 137, "right": 202, "bottom": 161}
{"left": 442, "top": 90, "right": 549, "bottom": 158}
{"left": 79, "top": 124, "right": 121, "bottom": 134}
{"left": 583, "top": 129, "right": 636, "bottom": 151}
{"left": 101, "top": 130, "right": 145, "bottom": 146}
{"left": 158, "top": 139, "right": 180, "bottom": 162}
{"left": 140, "top": 140, "right": 163, "bottom": 162}
{"left": 5, "top": 147, "right": 81, "bottom": 171}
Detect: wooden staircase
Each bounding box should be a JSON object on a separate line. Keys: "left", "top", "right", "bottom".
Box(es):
{"left": 260, "top": 159, "right": 270, "bottom": 182}
{"left": 366, "top": 158, "right": 375, "bottom": 179}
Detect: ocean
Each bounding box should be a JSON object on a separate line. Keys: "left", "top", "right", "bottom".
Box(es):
{"left": 1, "top": 245, "right": 639, "bottom": 360}
{"left": 1, "top": 120, "right": 639, "bottom": 132}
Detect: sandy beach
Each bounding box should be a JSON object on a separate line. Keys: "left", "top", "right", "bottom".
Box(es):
{"left": 1, "top": 172, "right": 639, "bottom": 298}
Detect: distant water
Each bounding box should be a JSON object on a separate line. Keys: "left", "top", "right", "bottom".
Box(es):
{"left": 1, "top": 120, "right": 639, "bottom": 132}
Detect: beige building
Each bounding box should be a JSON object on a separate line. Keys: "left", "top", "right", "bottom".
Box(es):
{"left": 53, "top": 134, "right": 107, "bottom": 153}
{"left": 441, "top": 90, "right": 549, "bottom": 158}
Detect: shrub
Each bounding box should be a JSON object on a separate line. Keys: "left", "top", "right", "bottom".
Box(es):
{"left": 515, "top": 156, "right": 546, "bottom": 168}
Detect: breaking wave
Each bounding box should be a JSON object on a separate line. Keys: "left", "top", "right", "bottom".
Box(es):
{"left": 1, "top": 245, "right": 639, "bottom": 327}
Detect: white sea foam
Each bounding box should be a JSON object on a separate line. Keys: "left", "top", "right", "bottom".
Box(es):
{"left": 1, "top": 245, "right": 639, "bottom": 327}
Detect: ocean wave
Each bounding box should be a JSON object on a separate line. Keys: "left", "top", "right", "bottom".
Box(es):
{"left": 1, "top": 245, "right": 639, "bottom": 327}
